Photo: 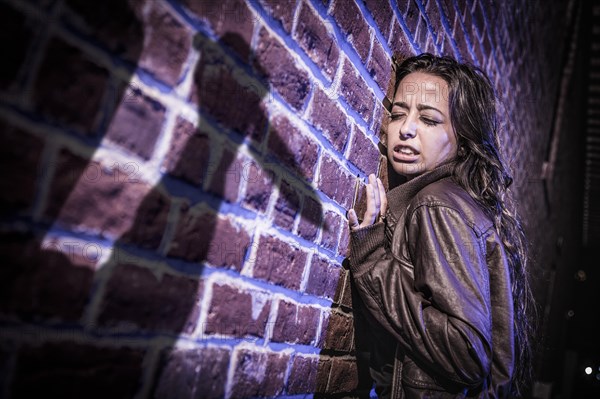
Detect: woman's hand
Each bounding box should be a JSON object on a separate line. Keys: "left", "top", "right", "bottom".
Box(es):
{"left": 348, "top": 174, "right": 387, "bottom": 231}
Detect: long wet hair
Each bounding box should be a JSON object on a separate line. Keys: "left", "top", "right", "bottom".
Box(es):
{"left": 394, "top": 53, "right": 536, "bottom": 396}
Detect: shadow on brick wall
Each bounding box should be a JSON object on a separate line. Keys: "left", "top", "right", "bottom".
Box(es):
{"left": 1, "top": 1, "right": 325, "bottom": 398}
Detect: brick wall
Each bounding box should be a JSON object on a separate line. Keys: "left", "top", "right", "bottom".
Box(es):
{"left": 0, "top": 0, "right": 573, "bottom": 397}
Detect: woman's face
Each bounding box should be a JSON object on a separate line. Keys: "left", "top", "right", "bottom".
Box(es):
{"left": 386, "top": 71, "right": 457, "bottom": 179}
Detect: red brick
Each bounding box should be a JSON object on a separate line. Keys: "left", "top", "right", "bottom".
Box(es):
{"left": 348, "top": 126, "right": 380, "bottom": 174}
{"left": 273, "top": 179, "right": 300, "bottom": 230}
{"left": 294, "top": 1, "right": 340, "bottom": 80}
{"left": 230, "top": 349, "right": 290, "bottom": 398}
{"left": 252, "top": 235, "right": 307, "bottom": 290}
{"left": 205, "top": 284, "right": 271, "bottom": 337}
{"left": 272, "top": 301, "right": 320, "bottom": 344}
{"left": 168, "top": 208, "right": 251, "bottom": 271}
{"left": 32, "top": 38, "right": 109, "bottom": 134}
{"left": 287, "top": 355, "right": 332, "bottom": 393}
{"left": 438, "top": 0, "right": 457, "bottom": 27}
{"left": 154, "top": 347, "right": 230, "bottom": 399}
{"left": 105, "top": 88, "right": 166, "bottom": 160}
{"left": 389, "top": 19, "right": 417, "bottom": 59}
{"left": 365, "top": 0, "right": 393, "bottom": 37}
{"left": 319, "top": 310, "right": 354, "bottom": 352}
{"left": 268, "top": 115, "right": 319, "bottom": 181}
{"left": 192, "top": 36, "right": 268, "bottom": 142}
{"left": 98, "top": 262, "right": 202, "bottom": 333}
{"left": 260, "top": 0, "right": 296, "bottom": 34}
{"left": 317, "top": 153, "right": 354, "bottom": 209}
{"left": 287, "top": 355, "right": 317, "bottom": 393}
{"left": 338, "top": 221, "right": 350, "bottom": 258}
{"left": 333, "top": 268, "right": 348, "bottom": 306}
{"left": 321, "top": 211, "right": 341, "bottom": 252}
{"left": 254, "top": 27, "right": 310, "bottom": 111}
{"left": 162, "top": 117, "right": 211, "bottom": 186}
{"left": 64, "top": 0, "right": 144, "bottom": 63}
{"left": 12, "top": 342, "right": 144, "bottom": 398}
{"left": 306, "top": 256, "right": 341, "bottom": 299}
{"left": 368, "top": 39, "right": 393, "bottom": 94}
{"left": 139, "top": 2, "right": 192, "bottom": 86}
{"left": 0, "top": 4, "right": 33, "bottom": 92}
{"left": 327, "top": 357, "right": 360, "bottom": 393}
{"left": 403, "top": 0, "right": 420, "bottom": 35}
{"left": 47, "top": 151, "right": 170, "bottom": 249}
{"left": 242, "top": 159, "right": 275, "bottom": 213}
{"left": 182, "top": 0, "right": 255, "bottom": 61}
{"left": 331, "top": 0, "right": 371, "bottom": 61}
{"left": 414, "top": 16, "right": 428, "bottom": 49}
{"left": 308, "top": 87, "right": 350, "bottom": 152}
{"left": 0, "top": 231, "right": 95, "bottom": 322}
{"left": 298, "top": 195, "right": 322, "bottom": 241}
{"left": 0, "top": 122, "right": 43, "bottom": 213}
{"left": 207, "top": 147, "right": 243, "bottom": 203}
{"left": 425, "top": 0, "right": 444, "bottom": 45}
{"left": 340, "top": 59, "right": 375, "bottom": 124}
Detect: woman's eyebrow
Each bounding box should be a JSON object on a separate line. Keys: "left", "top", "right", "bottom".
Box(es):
{"left": 392, "top": 101, "right": 445, "bottom": 116}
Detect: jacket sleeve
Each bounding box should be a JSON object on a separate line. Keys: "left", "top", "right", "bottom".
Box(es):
{"left": 349, "top": 204, "right": 493, "bottom": 387}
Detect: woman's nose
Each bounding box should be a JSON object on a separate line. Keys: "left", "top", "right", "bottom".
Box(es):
{"left": 399, "top": 117, "right": 416, "bottom": 139}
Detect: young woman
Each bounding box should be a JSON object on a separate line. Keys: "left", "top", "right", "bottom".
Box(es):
{"left": 347, "top": 53, "right": 536, "bottom": 398}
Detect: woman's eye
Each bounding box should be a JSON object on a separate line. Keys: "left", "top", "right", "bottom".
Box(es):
{"left": 389, "top": 113, "right": 405, "bottom": 121}
{"left": 421, "top": 117, "right": 440, "bottom": 126}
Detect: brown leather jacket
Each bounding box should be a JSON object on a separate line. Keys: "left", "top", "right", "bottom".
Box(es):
{"left": 349, "top": 164, "right": 514, "bottom": 398}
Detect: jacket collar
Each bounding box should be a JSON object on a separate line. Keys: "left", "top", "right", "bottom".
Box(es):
{"left": 386, "top": 162, "right": 455, "bottom": 222}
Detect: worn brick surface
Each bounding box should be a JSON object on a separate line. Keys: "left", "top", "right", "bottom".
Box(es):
{"left": 253, "top": 235, "right": 307, "bottom": 290}
{"left": 365, "top": 0, "right": 393, "bottom": 38}
{"left": 242, "top": 159, "right": 275, "bottom": 213}
{"left": 295, "top": 1, "right": 340, "bottom": 80}
{"left": 162, "top": 117, "right": 211, "bottom": 186}
{"left": 192, "top": 36, "right": 268, "bottom": 142}
{"left": 0, "top": 231, "right": 95, "bottom": 321}
{"left": 272, "top": 300, "right": 320, "bottom": 344}
{"left": 298, "top": 195, "right": 322, "bottom": 241}
{"left": 139, "top": 2, "right": 192, "bottom": 86}
{"left": 105, "top": 89, "right": 166, "bottom": 160}
{"left": 11, "top": 342, "right": 145, "bottom": 399}
{"left": 230, "top": 349, "right": 290, "bottom": 398}
{"left": 169, "top": 208, "right": 251, "bottom": 271}
{"left": 255, "top": 27, "right": 310, "bottom": 111}
{"left": 48, "top": 153, "right": 170, "bottom": 248}
{"left": 205, "top": 284, "right": 271, "bottom": 337}
{"left": 268, "top": 114, "right": 319, "bottom": 181}
{"left": 32, "top": 38, "right": 109, "bottom": 134}
{"left": 339, "top": 59, "right": 375, "bottom": 124}
{"left": 181, "top": 0, "right": 254, "bottom": 60}
{"left": 287, "top": 355, "right": 332, "bottom": 393}
{"left": 154, "top": 347, "right": 230, "bottom": 399}
{"left": 64, "top": 0, "right": 144, "bottom": 62}
{"left": 306, "top": 256, "right": 341, "bottom": 299}
{"left": 318, "top": 153, "right": 354, "bottom": 209}
{"left": 308, "top": 87, "right": 350, "bottom": 152}
{"left": 331, "top": 0, "right": 371, "bottom": 61}
{"left": 98, "top": 262, "right": 202, "bottom": 333}
{"left": 320, "top": 310, "right": 354, "bottom": 352}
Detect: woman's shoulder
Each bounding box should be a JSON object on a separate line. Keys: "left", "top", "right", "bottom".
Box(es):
{"left": 408, "top": 177, "right": 494, "bottom": 235}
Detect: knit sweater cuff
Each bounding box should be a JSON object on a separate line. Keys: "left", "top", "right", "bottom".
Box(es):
{"left": 349, "top": 222, "right": 385, "bottom": 275}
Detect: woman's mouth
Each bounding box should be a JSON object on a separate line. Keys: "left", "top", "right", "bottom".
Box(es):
{"left": 393, "top": 145, "right": 420, "bottom": 162}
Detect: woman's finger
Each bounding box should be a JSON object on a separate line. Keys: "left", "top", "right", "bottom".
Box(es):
{"left": 347, "top": 208, "right": 360, "bottom": 231}
{"left": 370, "top": 174, "right": 380, "bottom": 215}
{"left": 377, "top": 178, "right": 387, "bottom": 217}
